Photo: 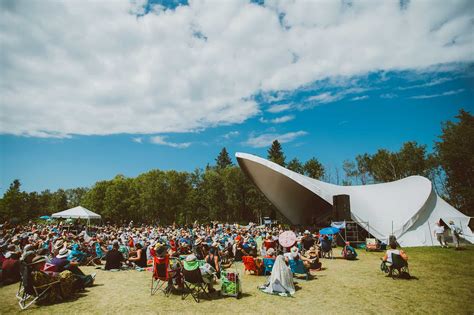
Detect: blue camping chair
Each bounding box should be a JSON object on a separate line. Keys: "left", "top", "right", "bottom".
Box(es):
{"left": 263, "top": 258, "right": 275, "bottom": 275}
{"left": 289, "top": 259, "right": 310, "bottom": 280}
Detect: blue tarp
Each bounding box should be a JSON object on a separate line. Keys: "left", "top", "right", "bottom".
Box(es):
{"left": 319, "top": 227, "right": 340, "bottom": 235}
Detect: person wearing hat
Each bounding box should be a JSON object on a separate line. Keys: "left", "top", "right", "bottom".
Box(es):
{"left": 305, "top": 246, "right": 322, "bottom": 270}
{"left": 183, "top": 254, "right": 216, "bottom": 293}
{"left": 105, "top": 241, "right": 124, "bottom": 270}
{"left": 301, "top": 230, "right": 316, "bottom": 252}
{"left": 1, "top": 248, "right": 20, "bottom": 285}
{"left": 449, "top": 220, "right": 462, "bottom": 249}
{"left": 433, "top": 220, "right": 448, "bottom": 248}
{"left": 51, "top": 248, "right": 95, "bottom": 287}
{"left": 341, "top": 242, "right": 358, "bottom": 260}
{"left": 285, "top": 246, "right": 315, "bottom": 269}
{"left": 264, "top": 247, "right": 276, "bottom": 259}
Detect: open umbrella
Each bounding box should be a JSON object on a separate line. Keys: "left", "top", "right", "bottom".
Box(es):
{"left": 39, "top": 215, "right": 51, "bottom": 220}
{"left": 319, "top": 227, "right": 340, "bottom": 235}
{"left": 278, "top": 231, "right": 297, "bottom": 247}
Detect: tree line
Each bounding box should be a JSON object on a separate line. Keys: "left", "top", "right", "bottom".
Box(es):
{"left": 1, "top": 109, "right": 472, "bottom": 223}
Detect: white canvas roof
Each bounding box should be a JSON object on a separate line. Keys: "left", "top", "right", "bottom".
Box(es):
{"left": 51, "top": 206, "right": 101, "bottom": 220}
{"left": 236, "top": 152, "right": 473, "bottom": 247}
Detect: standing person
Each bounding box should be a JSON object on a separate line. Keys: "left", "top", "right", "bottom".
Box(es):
{"left": 449, "top": 221, "right": 462, "bottom": 249}
{"left": 433, "top": 221, "right": 448, "bottom": 248}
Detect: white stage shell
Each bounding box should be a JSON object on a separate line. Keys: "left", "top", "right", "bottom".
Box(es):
{"left": 236, "top": 152, "right": 473, "bottom": 247}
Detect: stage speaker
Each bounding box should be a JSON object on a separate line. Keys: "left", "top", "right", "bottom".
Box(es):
{"left": 333, "top": 194, "right": 351, "bottom": 221}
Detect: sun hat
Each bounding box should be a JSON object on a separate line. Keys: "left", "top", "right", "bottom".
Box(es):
{"left": 183, "top": 254, "right": 199, "bottom": 271}
{"left": 31, "top": 255, "right": 46, "bottom": 265}
{"left": 267, "top": 248, "right": 275, "bottom": 255}
{"left": 194, "top": 238, "right": 202, "bottom": 246}
{"left": 304, "top": 230, "right": 310, "bottom": 235}
{"left": 57, "top": 247, "right": 70, "bottom": 259}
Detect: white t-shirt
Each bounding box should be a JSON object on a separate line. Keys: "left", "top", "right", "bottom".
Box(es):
{"left": 385, "top": 249, "right": 400, "bottom": 263}
{"left": 433, "top": 225, "right": 444, "bottom": 235}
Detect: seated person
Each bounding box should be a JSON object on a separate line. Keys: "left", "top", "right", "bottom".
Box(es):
{"left": 233, "top": 241, "right": 249, "bottom": 262}
{"left": 68, "top": 244, "right": 88, "bottom": 264}
{"left": 1, "top": 250, "right": 20, "bottom": 285}
{"left": 204, "top": 247, "right": 220, "bottom": 277}
{"left": 263, "top": 235, "right": 275, "bottom": 251}
{"left": 51, "top": 248, "right": 95, "bottom": 288}
{"left": 319, "top": 235, "right": 332, "bottom": 256}
{"left": 285, "top": 246, "right": 315, "bottom": 269}
{"left": 128, "top": 243, "right": 147, "bottom": 268}
{"left": 105, "top": 241, "right": 124, "bottom": 270}
{"left": 304, "top": 247, "right": 322, "bottom": 270}
{"left": 301, "top": 230, "right": 315, "bottom": 252}
{"left": 264, "top": 247, "right": 276, "bottom": 259}
{"left": 183, "top": 254, "right": 216, "bottom": 293}
{"left": 382, "top": 242, "right": 408, "bottom": 265}
{"left": 341, "top": 242, "right": 358, "bottom": 260}
{"left": 193, "top": 239, "right": 206, "bottom": 260}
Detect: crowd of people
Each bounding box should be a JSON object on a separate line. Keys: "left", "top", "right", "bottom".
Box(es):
{"left": 0, "top": 218, "right": 463, "bottom": 305}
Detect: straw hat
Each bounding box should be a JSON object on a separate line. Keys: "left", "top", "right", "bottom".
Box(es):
{"left": 57, "top": 247, "right": 70, "bottom": 259}
{"left": 31, "top": 255, "right": 46, "bottom": 265}
{"left": 185, "top": 254, "right": 197, "bottom": 262}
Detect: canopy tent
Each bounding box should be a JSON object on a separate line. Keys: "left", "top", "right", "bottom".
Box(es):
{"left": 51, "top": 206, "right": 101, "bottom": 220}
{"left": 236, "top": 152, "right": 474, "bottom": 247}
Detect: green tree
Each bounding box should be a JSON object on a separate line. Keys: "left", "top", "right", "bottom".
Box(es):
{"left": 267, "top": 140, "right": 286, "bottom": 166}
{"left": 287, "top": 158, "right": 304, "bottom": 174}
{"left": 215, "top": 147, "right": 233, "bottom": 169}
{"left": 435, "top": 109, "right": 474, "bottom": 216}
{"left": 1, "top": 180, "right": 26, "bottom": 221}
{"left": 304, "top": 157, "right": 325, "bottom": 179}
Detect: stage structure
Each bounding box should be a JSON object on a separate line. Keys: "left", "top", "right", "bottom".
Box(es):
{"left": 236, "top": 152, "right": 473, "bottom": 247}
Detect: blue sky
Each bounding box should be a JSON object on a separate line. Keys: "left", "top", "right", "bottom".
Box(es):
{"left": 1, "top": 0, "right": 473, "bottom": 194}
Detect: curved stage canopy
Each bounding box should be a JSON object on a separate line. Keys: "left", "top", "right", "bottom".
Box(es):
{"left": 236, "top": 152, "right": 473, "bottom": 247}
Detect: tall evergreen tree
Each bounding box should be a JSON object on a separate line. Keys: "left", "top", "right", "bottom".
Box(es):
{"left": 215, "top": 147, "right": 233, "bottom": 169}
{"left": 1, "top": 179, "right": 26, "bottom": 221}
{"left": 287, "top": 158, "right": 304, "bottom": 174}
{"left": 304, "top": 158, "right": 325, "bottom": 179}
{"left": 267, "top": 140, "right": 286, "bottom": 166}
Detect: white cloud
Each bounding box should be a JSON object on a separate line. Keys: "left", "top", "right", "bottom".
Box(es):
{"left": 351, "top": 95, "right": 369, "bottom": 101}
{"left": 260, "top": 115, "right": 295, "bottom": 124}
{"left": 398, "top": 77, "right": 452, "bottom": 90}
{"left": 222, "top": 131, "right": 240, "bottom": 139}
{"left": 132, "top": 137, "right": 143, "bottom": 143}
{"left": 410, "top": 89, "right": 465, "bottom": 99}
{"left": 1, "top": 0, "right": 473, "bottom": 137}
{"left": 380, "top": 93, "right": 398, "bottom": 99}
{"left": 267, "top": 104, "right": 292, "bottom": 113}
{"left": 307, "top": 92, "right": 343, "bottom": 104}
{"left": 244, "top": 130, "right": 308, "bottom": 148}
{"left": 149, "top": 136, "right": 191, "bottom": 148}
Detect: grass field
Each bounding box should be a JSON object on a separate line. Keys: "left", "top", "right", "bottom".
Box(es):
{"left": 1, "top": 246, "right": 473, "bottom": 314}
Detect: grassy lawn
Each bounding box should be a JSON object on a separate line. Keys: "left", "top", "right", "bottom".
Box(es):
{"left": 1, "top": 246, "right": 473, "bottom": 314}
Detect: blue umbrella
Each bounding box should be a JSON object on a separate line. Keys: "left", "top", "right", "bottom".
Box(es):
{"left": 39, "top": 215, "right": 51, "bottom": 220}
{"left": 319, "top": 227, "right": 340, "bottom": 235}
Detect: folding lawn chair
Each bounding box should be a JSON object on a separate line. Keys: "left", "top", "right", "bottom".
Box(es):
{"left": 320, "top": 239, "right": 333, "bottom": 259}
{"left": 262, "top": 258, "right": 275, "bottom": 276}
{"left": 242, "top": 256, "right": 260, "bottom": 275}
{"left": 151, "top": 255, "right": 173, "bottom": 296}
{"left": 16, "top": 263, "right": 61, "bottom": 310}
{"left": 289, "top": 259, "right": 310, "bottom": 280}
{"left": 387, "top": 253, "right": 410, "bottom": 279}
{"left": 181, "top": 268, "right": 210, "bottom": 303}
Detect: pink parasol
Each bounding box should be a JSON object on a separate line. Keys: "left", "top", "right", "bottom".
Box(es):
{"left": 278, "top": 231, "right": 297, "bottom": 248}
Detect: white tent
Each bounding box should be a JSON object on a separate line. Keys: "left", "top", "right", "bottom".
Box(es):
{"left": 236, "top": 152, "right": 474, "bottom": 247}
{"left": 51, "top": 206, "right": 101, "bottom": 220}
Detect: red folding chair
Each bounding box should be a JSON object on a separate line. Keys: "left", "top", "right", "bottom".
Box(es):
{"left": 242, "top": 256, "right": 260, "bottom": 275}
{"left": 151, "top": 255, "right": 173, "bottom": 296}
